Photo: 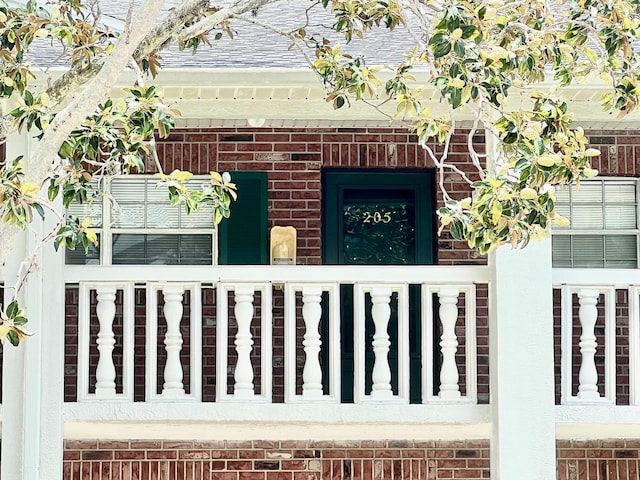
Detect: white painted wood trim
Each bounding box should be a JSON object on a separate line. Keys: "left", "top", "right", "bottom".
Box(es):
{"left": 259, "top": 284, "right": 273, "bottom": 404}
{"left": 604, "top": 287, "right": 617, "bottom": 405}
{"left": 422, "top": 285, "right": 435, "bottom": 403}
{"left": 560, "top": 285, "right": 573, "bottom": 405}
{"left": 77, "top": 283, "right": 91, "bottom": 402}
{"left": 464, "top": 285, "right": 478, "bottom": 403}
{"left": 354, "top": 283, "right": 410, "bottom": 404}
{"left": 64, "top": 264, "right": 492, "bottom": 284}
{"left": 145, "top": 283, "right": 160, "bottom": 401}
{"left": 215, "top": 284, "right": 230, "bottom": 402}
{"left": 562, "top": 286, "right": 616, "bottom": 405}
{"left": 284, "top": 283, "right": 340, "bottom": 404}
{"left": 122, "top": 284, "right": 135, "bottom": 401}
{"left": 423, "top": 285, "right": 477, "bottom": 404}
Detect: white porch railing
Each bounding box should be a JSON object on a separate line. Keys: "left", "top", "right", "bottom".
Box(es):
{"left": 62, "top": 265, "right": 490, "bottom": 428}
{"left": 51, "top": 264, "right": 640, "bottom": 437}
{"left": 553, "top": 268, "right": 640, "bottom": 434}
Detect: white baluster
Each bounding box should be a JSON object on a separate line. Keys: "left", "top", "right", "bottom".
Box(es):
{"left": 302, "top": 287, "right": 323, "bottom": 398}
{"left": 162, "top": 285, "right": 185, "bottom": 397}
{"left": 95, "top": 286, "right": 117, "bottom": 398}
{"left": 370, "top": 287, "right": 393, "bottom": 400}
{"left": 578, "top": 289, "right": 600, "bottom": 400}
{"left": 233, "top": 286, "right": 255, "bottom": 398}
{"left": 438, "top": 288, "right": 461, "bottom": 399}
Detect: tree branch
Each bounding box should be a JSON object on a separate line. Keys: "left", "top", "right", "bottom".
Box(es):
{"left": 1, "top": 0, "right": 167, "bottom": 268}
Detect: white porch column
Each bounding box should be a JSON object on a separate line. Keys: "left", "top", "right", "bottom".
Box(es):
{"left": 1, "top": 131, "right": 65, "bottom": 479}
{"left": 1, "top": 226, "right": 27, "bottom": 479}
{"left": 489, "top": 240, "right": 556, "bottom": 479}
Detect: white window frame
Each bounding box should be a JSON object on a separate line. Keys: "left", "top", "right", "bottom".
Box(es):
{"left": 552, "top": 177, "right": 640, "bottom": 268}
{"left": 67, "top": 175, "right": 218, "bottom": 266}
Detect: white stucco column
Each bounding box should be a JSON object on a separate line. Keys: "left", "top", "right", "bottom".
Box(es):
{"left": 1, "top": 131, "right": 65, "bottom": 479}
{"left": 33, "top": 203, "right": 66, "bottom": 479}
{"left": 1, "top": 231, "right": 27, "bottom": 479}
{"left": 489, "top": 240, "right": 556, "bottom": 479}
{"left": 1, "top": 130, "right": 29, "bottom": 479}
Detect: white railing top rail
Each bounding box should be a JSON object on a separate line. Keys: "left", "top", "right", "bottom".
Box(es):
{"left": 64, "top": 264, "right": 492, "bottom": 284}
{"left": 553, "top": 268, "right": 640, "bottom": 287}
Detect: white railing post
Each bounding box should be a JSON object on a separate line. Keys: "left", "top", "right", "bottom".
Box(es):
{"left": 233, "top": 286, "right": 255, "bottom": 398}
{"left": 438, "top": 288, "right": 461, "bottom": 399}
{"left": 577, "top": 289, "right": 600, "bottom": 401}
{"left": 302, "top": 286, "right": 323, "bottom": 398}
{"left": 370, "top": 287, "right": 393, "bottom": 400}
{"left": 162, "top": 285, "right": 185, "bottom": 397}
{"left": 95, "top": 286, "right": 117, "bottom": 398}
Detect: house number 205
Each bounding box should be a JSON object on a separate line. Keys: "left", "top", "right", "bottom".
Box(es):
{"left": 363, "top": 211, "right": 392, "bottom": 224}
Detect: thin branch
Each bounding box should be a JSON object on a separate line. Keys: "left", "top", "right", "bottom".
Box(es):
{"left": 177, "top": 0, "right": 282, "bottom": 44}
{"left": 232, "top": 13, "right": 317, "bottom": 69}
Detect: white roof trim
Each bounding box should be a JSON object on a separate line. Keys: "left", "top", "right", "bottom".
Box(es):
{"left": 30, "top": 68, "right": 640, "bottom": 129}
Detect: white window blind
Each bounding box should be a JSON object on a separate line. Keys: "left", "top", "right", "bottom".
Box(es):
{"left": 66, "top": 176, "right": 215, "bottom": 265}
{"left": 552, "top": 178, "right": 639, "bottom": 268}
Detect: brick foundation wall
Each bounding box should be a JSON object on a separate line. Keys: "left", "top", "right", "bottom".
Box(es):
{"left": 62, "top": 439, "right": 640, "bottom": 479}
{"left": 63, "top": 439, "right": 490, "bottom": 479}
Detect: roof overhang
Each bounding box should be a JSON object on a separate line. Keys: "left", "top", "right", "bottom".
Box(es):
{"left": 31, "top": 68, "right": 640, "bottom": 130}
{"left": 152, "top": 69, "right": 640, "bottom": 130}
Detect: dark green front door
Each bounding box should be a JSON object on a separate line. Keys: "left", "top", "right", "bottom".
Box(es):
{"left": 322, "top": 170, "right": 436, "bottom": 402}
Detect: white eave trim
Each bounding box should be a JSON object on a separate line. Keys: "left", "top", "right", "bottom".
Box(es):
{"left": 32, "top": 68, "right": 640, "bottom": 129}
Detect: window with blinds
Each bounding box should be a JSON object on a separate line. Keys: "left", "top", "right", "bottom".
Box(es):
{"left": 66, "top": 176, "right": 215, "bottom": 265}
{"left": 552, "top": 178, "right": 639, "bottom": 268}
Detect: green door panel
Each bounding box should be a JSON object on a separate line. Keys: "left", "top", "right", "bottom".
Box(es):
{"left": 218, "top": 171, "right": 268, "bottom": 265}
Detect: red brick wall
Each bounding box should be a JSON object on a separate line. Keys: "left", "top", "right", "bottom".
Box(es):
{"left": 151, "top": 127, "right": 484, "bottom": 266}
{"left": 63, "top": 439, "right": 490, "bottom": 479}
{"left": 62, "top": 439, "right": 640, "bottom": 479}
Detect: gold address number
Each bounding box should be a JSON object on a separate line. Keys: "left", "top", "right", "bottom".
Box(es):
{"left": 363, "top": 211, "right": 392, "bottom": 224}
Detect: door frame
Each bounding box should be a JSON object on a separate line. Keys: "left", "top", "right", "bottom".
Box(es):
{"left": 322, "top": 169, "right": 437, "bottom": 265}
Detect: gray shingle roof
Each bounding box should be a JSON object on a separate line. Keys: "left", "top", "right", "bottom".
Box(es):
{"left": 23, "top": 0, "right": 415, "bottom": 69}
{"left": 158, "top": 0, "right": 415, "bottom": 68}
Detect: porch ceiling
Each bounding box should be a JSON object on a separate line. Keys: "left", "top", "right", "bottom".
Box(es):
{"left": 33, "top": 68, "right": 640, "bottom": 130}
{"left": 150, "top": 69, "right": 640, "bottom": 130}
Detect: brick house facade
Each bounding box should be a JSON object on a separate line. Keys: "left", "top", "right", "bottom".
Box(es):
{"left": 3, "top": 123, "right": 640, "bottom": 478}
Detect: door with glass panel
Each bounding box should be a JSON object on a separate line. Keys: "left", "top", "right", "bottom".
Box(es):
{"left": 322, "top": 170, "right": 436, "bottom": 403}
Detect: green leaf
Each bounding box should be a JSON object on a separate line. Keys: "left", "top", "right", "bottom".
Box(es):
{"left": 432, "top": 41, "right": 452, "bottom": 59}
{"left": 7, "top": 330, "right": 19, "bottom": 346}
{"left": 33, "top": 202, "right": 45, "bottom": 220}
{"left": 6, "top": 300, "right": 19, "bottom": 318}
{"left": 533, "top": 137, "right": 545, "bottom": 155}
{"left": 450, "top": 88, "right": 462, "bottom": 109}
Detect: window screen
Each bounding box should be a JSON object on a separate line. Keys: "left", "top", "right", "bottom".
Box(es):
{"left": 552, "top": 178, "right": 639, "bottom": 268}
